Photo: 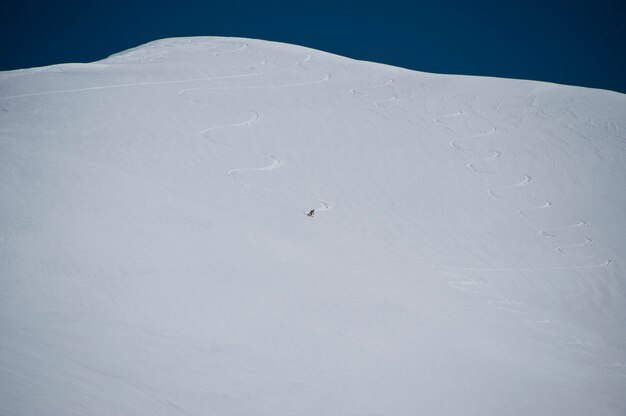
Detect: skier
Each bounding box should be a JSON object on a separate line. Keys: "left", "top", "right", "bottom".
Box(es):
{"left": 307, "top": 209, "right": 315, "bottom": 217}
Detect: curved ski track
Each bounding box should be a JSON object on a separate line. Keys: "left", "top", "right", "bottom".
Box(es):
{"left": 304, "top": 201, "right": 332, "bottom": 216}
{"left": 487, "top": 175, "right": 532, "bottom": 199}
{"left": 517, "top": 200, "right": 553, "bottom": 218}
{"left": 539, "top": 221, "right": 587, "bottom": 238}
{"left": 199, "top": 110, "right": 281, "bottom": 188}
{"left": 179, "top": 53, "right": 331, "bottom": 95}
{"left": 188, "top": 52, "right": 332, "bottom": 214}
{"left": 433, "top": 109, "right": 610, "bottom": 273}
{"left": 211, "top": 42, "right": 249, "bottom": 56}
{"left": 227, "top": 155, "right": 282, "bottom": 189}
{"left": 350, "top": 78, "right": 402, "bottom": 121}
{"left": 1, "top": 72, "right": 264, "bottom": 100}
{"left": 434, "top": 107, "right": 613, "bottom": 363}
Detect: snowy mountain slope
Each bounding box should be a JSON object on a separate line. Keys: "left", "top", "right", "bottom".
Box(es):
{"left": 1, "top": 37, "right": 625, "bottom": 415}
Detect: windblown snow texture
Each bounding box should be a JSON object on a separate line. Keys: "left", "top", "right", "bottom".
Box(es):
{"left": 1, "top": 37, "right": 625, "bottom": 415}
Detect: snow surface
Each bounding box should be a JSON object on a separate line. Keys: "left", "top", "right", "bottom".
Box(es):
{"left": 1, "top": 37, "right": 625, "bottom": 415}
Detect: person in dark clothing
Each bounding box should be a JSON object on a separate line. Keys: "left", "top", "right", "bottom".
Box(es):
{"left": 307, "top": 209, "right": 315, "bottom": 217}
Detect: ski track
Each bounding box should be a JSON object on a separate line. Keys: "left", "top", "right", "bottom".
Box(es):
{"left": 200, "top": 110, "right": 260, "bottom": 145}
{"left": 539, "top": 221, "right": 586, "bottom": 237}
{"left": 1, "top": 73, "right": 263, "bottom": 100}
{"left": 525, "top": 320, "right": 595, "bottom": 354}
{"left": 449, "top": 127, "right": 497, "bottom": 152}
{"left": 179, "top": 53, "right": 331, "bottom": 95}
{"left": 555, "top": 238, "right": 594, "bottom": 256}
{"left": 350, "top": 78, "right": 399, "bottom": 120}
{"left": 487, "top": 175, "right": 531, "bottom": 199}
{"left": 303, "top": 201, "right": 332, "bottom": 217}
{"left": 227, "top": 155, "right": 280, "bottom": 175}
{"left": 433, "top": 108, "right": 610, "bottom": 273}
{"left": 540, "top": 222, "right": 598, "bottom": 259}
{"left": 466, "top": 150, "right": 501, "bottom": 173}
{"left": 4, "top": 50, "right": 331, "bottom": 100}
{"left": 228, "top": 155, "right": 282, "bottom": 189}
{"left": 433, "top": 106, "right": 613, "bottom": 359}
{"left": 487, "top": 297, "right": 528, "bottom": 314}
{"left": 516, "top": 200, "right": 553, "bottom": 218}
{"left": 199, "top": 110, "right": 281, "bottom": 188}
{"left": 434, "top": 259, "right": 612, "bottom": 273}
{"left": 318, "top": 201, "right": 330, "bottom": 211}
{"left": 189, "top": 52, "right": 332, "bottom": 210}
{"left": 446, "top": 278, "right": 485, "bottom": 294}
{"left": 211, "top": 42, "right": 248, "bottom": 56}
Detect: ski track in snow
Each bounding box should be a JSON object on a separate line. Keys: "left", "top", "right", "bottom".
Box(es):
{"left": 539, "top": 221, "right": 599, "bottom": 259}
{"left": 179, "top": 71, "right": 331, "bottom": 93}
{"left": 517, "top": 200, "right": 553, "bottom": 218}
{"left": 1, "top": 73, "right": 264, "bottom": 100}
{"left": 3, "top": 38, "right": 624, "bottom": 415}
{"left": 486, "top": 174, "right": 531, "bottom": 199}
{"left": 555, "top": 238, "right": 594, "bottom": 256}
{"left": 304, "top": 201, "right": 332, "bottom": 216}
{"left": 188, "top": 52, "right": 331, "bottom": 213}
{"left": 317, "top": 201, "right": 331, "bottom": 211}
{"left": 179, "top": 53, "right": 331, "bottom": 95}
{"left": 487, "top": 297, "right": 528, "bottom": 314}
{"left": 2, "top": 40, "right": 258, "bottom": 99}
{"left": 200, "top": 110, "right": 260, "bottom": 142}
{"left": 3, "top": 48, "right": 331, "bottom": 100}
{"left": 539, "top": 220, "right": 587, "bottom": 238}
{"left": 466, "top": 150, "right": 501, "bottom": 174}
{"left": 435, "top": 259, "right": 612, "bottom": 273}
{"left": 433, "top": 108, "right": 610, "bottom": 273}
{"left": 523, "top": 319, "right": 597, "bottom": 356}
{"left": 433, "top": 107, "right": 612, "bottom": 359}
{"left": 211, "top": 42, "right": 249, "bottom": 56}
{"left": 227, "top": 155, "right": 282, "bottom": 189}
{"left": 198, "top": 110, "right": 280, "bottom": 189}
{"left": 449, "top": 126, "right": 497, "bottom": 152}
{"left": 350, "top": 78, "right": 400, "bottom": 121}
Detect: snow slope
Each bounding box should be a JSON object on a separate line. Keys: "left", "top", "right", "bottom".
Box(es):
{"left": 1, "top": 37, "right": 625, "bottom": 415}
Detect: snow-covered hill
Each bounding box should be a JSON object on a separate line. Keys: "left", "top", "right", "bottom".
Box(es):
{"left": 1, "top": 37, "right": 625, "bottom": 415}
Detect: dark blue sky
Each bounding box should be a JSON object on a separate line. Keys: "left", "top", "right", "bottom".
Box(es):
{"left": 1, "top": 0, "right": 625, "bottom": 93}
